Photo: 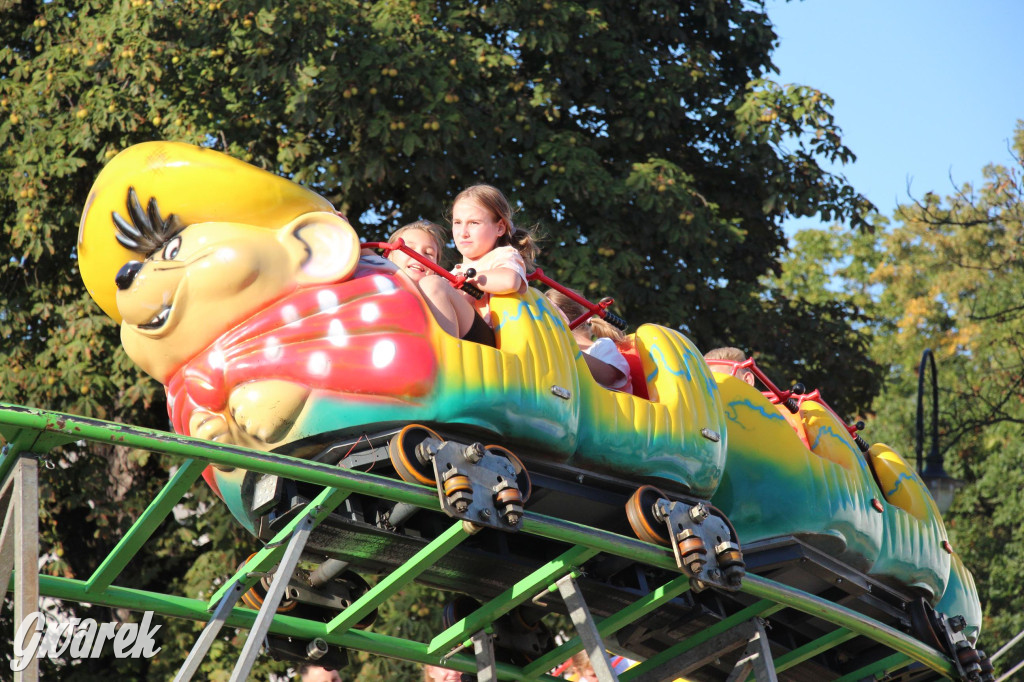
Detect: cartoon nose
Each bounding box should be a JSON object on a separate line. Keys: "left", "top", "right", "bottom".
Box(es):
{"left": 116, "top": 261, "right": 143, "bottom": 290}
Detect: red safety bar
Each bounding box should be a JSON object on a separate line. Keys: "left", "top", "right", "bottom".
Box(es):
{"left": 364, "top": 242, "right": 628, "bottom": 330}
{"left": 528, "top": 268, "right": 628, "bottom": 331}
{"left": 705, "top": 357, "right": 864, "bottom": 441}
{"left": 361, "top": 239, "right": 482, "bottom": 299}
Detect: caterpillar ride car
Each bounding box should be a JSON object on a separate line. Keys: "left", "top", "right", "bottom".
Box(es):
{"left": 34, "top": 140, "right": 987, "bottom": 680}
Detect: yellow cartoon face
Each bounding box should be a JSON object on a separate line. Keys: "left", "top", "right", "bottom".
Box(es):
{"left": 78, "top": 141, "right": 360, "bottom": 384}
{"left": 115, "top": 210, "right": 360, "bottom": 383}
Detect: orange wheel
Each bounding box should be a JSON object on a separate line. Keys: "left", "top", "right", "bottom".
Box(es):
{"left": 388, "top": 424, "right": 443, "bottom": 485}
{"left": 443, "top": 474, "right": 473, "bottom": 496}
{"left": 677, "top": 535, "right": 706, "bottom": 556}
{"left": 485, "top": 444, "right": 532, "bottom": 502}
{"left": 626, "top": 485, "right": 670, "bottom": 546}
{"left": 238, "top": 553, "right": 296, "bottom": 612}
{"left": 496, "top": 487, "right": 523, "bottom": 506}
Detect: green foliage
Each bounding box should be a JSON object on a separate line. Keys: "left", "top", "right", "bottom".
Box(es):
{"left": 0, "top": 0, "right": 876, "bottom": 676}
{"left": 775, "top": 122, "right": 1024, "bottom": 674}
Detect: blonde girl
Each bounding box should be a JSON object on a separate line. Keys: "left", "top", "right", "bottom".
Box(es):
{"left": 418, "top": 184, "right": 538, "bottom": 347}
{"left": 387, "top": 220, "right": 447, "bottom": 283}
{"left": 546, "top": 288, "right": 632, "bottom": 393}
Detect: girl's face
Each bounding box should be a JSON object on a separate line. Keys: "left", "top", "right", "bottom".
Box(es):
{"left": 451, "top": 198, "right": 506, "bottom": 261}
{"left": 389, "top": 229, "right": 439, "bottom": 282}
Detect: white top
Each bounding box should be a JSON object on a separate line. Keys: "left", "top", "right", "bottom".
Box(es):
{"left": 584, "top": 337, "right": 633, "bottom": 394}
{"left": 451, "top": 245, "right": 528, "bottom": 325}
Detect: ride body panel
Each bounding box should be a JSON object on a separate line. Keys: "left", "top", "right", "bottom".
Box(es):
{"left": 202, "top": 284, "right": 729, "bottom": 530}
{"left": 937, "top": 552, "right": 982, "bottom": 644}
{"left": 709, "top": 373, "right": 883, "bottom": 569}
{"left": 429, "top": 291, "right": 581, "bottom": 455}
{"left": 571, "top": 323, "right": 727, "bottom": 497}
{"left": 866, "top": 443, "right": 950, "bottom": 603}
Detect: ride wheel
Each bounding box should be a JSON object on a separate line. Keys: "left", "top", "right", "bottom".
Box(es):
{"left": 626, "top": 485, "right": 671, "bottom": 546}
{"left": 388, "top": 424, "right": 443, "bottom": 485}
{"left": 237, "top": 553, "right": 297, "bottom": 613}
{"left": 442, "top": 473, "right": 474, "bottom": 513}
{"left": 484, "top": 444, "right": 532, "bottom": 502}
{"left": 441, "top": 595, "right": 481, "bottom": 629}
{"left": 908, "top": 597, "right": 946, "bottom": 653}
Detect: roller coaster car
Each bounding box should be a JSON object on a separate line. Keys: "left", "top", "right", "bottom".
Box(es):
{"left": 77, "top": 142, "right": 986, "bottom": 680}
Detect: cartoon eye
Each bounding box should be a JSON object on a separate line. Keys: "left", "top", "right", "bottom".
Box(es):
{"left": 162, "top": 236, "right": 182, "bottom": 260}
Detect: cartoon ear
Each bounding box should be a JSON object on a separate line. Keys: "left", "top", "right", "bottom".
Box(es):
{"left": 280, "top": 212, "right": 360, "bottom": 285}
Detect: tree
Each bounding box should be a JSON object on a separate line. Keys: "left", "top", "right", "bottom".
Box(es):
{"left": 774, "top": 122, "right": 1024, "bottom": 676}
{"left": 1, "top": 0, "right": 876, "bottom": 676}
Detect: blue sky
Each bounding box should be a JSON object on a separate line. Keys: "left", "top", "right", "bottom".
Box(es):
{"left": 765, "top": 0, "right": 1024, "bottom": 235}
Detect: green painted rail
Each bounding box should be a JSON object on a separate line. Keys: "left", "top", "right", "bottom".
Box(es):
{"left": 0, "top": 403, "right": 962, "bottom": 680}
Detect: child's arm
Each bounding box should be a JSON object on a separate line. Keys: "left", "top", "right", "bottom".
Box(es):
{"left": 463, "top": 247, "right": 528, "bottom": 295}
{"left": 582, "top": 353, "right": 629, "bottom": 387}
{"left": 467, "top": 266, "right": 526, "bottom": 295}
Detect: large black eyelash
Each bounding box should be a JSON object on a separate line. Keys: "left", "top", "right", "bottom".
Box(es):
{"left": 111, "top": 187, "right": 185, "bottom": 256}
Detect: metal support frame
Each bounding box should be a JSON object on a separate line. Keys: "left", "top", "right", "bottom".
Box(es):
{"left": 1, "top": 452, "right": 40, "bottom": 682}
{"left": 724, "top": 618, "right": 777, "bottom": 682}
{"left": 0, "top": 404, "right": 975, "bottom": 682}
{"left": 557, "top": 574, "right": 619, "bottom": 682}
{"left": 624, "top": 616, "right": 776, "bottom": 682}
{"left": 229, "top": 513, "right": 315, "bottom": 682}
{"left": 470, "top": 630, "right": 498, "bottom": 682}
{"left": 173, "top": 583, "right": 245, "bottom": 682}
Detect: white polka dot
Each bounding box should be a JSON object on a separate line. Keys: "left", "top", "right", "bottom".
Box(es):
{"left": 263, "top": 337, "right": 283, "bottom": 361}
{"left": 282, "top": 305, "right": 300, "bottom": 324}
{"left": 374, "top": 275, "right": 398, "bottom": 294}
{"left": 317, "top": 289, "right": 339, "bottom": 311}
{"left": 372, "top": 339, "right": 396, "bottom": 368}
{"left": 328, "top": 319, "right": 348, "bottom": 347}
{"left": 208, "top": 349, "right": 225, "bottom": 370}
{"left": 308, "top": 351, "right": 330, "bottom": 376}
{"left": 361, "top": 302, "right": 381, "bottom": 322}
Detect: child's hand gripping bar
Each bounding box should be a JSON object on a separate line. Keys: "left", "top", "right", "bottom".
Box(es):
{"left": 362, "top": 239, "right": 484, "bottom": 299}
{"left": 527, "top": 268, "right": 629, "bottom": 331}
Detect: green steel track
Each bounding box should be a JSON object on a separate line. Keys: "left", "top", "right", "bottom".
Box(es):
{"left": 0, "top": 402, "right": 960, "bottom": 680}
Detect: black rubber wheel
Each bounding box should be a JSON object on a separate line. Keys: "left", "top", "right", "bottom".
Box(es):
{"left": 626, "top": 485, "right": 671, "bottom": 546}
{"left": 388, "top": 424, "right": 443, "bottom": 485}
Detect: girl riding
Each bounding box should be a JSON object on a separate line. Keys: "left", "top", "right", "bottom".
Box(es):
{"left": 417, "top": 184, "right": 538, "bottom": 347}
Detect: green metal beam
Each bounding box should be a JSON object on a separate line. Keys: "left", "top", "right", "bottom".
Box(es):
{"left": 31, "top": 574, "right": 562, "bottom": 681}
{"left": 741, "top": 574, "right": 955, "bottom": 678}
{"left": 834, "top": 652, "right": 915, "bottom": 682}
{"left": 207, "top": 486, "right": 350, "bottom": 609}
{"left": 327, "top": 521, "right": 470, "bottom": 634}
{"left": 0, "top": 404, "right": 683, "bottom": 577}
{"left": 522, "top": 573, "right": 692, "bottom": 679}
{"left": 427, "top": 544, "right": 601, "bottom": 656}
{"left": 86, "top": 459, "right": 206, "bottom": 593}
{"left": 0, "top": 403, "right": 964, "bottom": 681}
{"left": 522, "top": 514, "right": 679, "bottom": 572}
{"left": 770, "top": 627, "right": 858, "bottom": 675}
{"left": 0, "top": 404, "right": 440, "bottom": 508}
{"left": 619, "top": 599, "right": 785, "bottom": 681}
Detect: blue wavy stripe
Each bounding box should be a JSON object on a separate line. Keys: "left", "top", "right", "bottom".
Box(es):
{"left": 724, "top": 399, "right": 787, "bottom": 424}
{"left": 885, "top": 471, "right": 917, "bottom": 498}
{"left": 647, "top": 341, "right": 717, "bottom": 395}
{"left": 810, "top": 425, "right": 861, "bottom": 460}
{"left": 496, "top": 298, "right": 562, "bottom": 329}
